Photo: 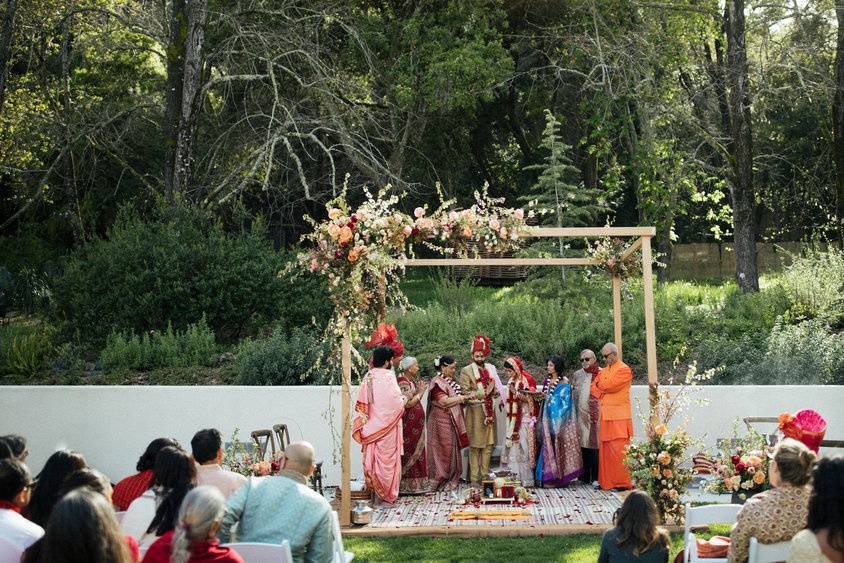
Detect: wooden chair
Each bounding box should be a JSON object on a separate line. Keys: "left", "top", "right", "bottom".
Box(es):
{"left": 223, "top": 541, "right": 293, "bottom": 563}
{"left": 683, "top": 502, "right": 743, "bottom": 563}
{"left": 748, "top": 537, "right": 791, "bottom": 563}
{"left": 250, "top": 430, "right": 276, "bottom": 461}
{"left": 274, "top": 423, "right": 323, "bottom": 495}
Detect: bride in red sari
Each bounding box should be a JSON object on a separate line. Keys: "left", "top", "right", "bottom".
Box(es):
{"left": 397, "top": 356, "right": 431, "bottom": 494}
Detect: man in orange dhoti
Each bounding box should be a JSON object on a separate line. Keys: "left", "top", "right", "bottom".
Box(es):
{"left": 352, "top": 344, "right": 406, "bottom": 503}
{"left": 590, "top": 342, "right": 633, "bottom": 491}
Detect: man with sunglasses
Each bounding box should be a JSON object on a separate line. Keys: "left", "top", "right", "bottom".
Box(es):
{"left": 0, "top": 459, "right": 43, "bottom": 563}
{"left": 590, "top": 342, "right": 633, "bottom": 492}
{"left": 572, "top": 349, "right": 601, "bottom": 488}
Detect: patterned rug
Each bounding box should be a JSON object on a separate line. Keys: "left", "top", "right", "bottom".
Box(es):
{"left": 364, "top": 483, "right": 622, "bottom": 528}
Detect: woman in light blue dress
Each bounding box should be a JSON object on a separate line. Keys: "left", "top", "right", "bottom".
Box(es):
{"left": 535, "top": 355, "right": 583, "bottom": 487}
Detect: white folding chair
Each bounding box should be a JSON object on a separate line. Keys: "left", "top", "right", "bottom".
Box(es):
{"left": 331, "top": 510, "right": 355, "bottom": 563}
{"left": 222, "top": 541, "right": 293, "bottom": 563}
{"left": 748, "top": 537, "right": 791, "bottom": 563}
{"left": 683, "top": 502, "right": 743, "bottom": 563}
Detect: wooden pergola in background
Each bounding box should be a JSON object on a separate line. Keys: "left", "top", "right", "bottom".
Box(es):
{"left": 338, "top": 226, "right": 658, "bottom": 525}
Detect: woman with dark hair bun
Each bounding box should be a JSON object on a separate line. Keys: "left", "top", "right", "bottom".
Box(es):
{"left": 121, "top": 445, "right": 195, "bottom": 550}
{"left": 23, "top": 449, "right": 87, "bottom": 527}
{"left": 534, "top": 355, "right": 582, "bottom": 487}
{"left": 426, "top": 355, "right": 470, "bottom": 492}
{"left": 788, "top": 455, "right": 844, "bottom": 563}
{"left": 598, "top": 490, "right": 669, "bottom": 562}
{"left": 35, "top": 488, "right": 132, "bottom": 563}
{"left": 113, "top": 438, "right": 180, "bottom": 511}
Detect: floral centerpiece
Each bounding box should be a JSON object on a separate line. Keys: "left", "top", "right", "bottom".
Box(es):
{"left": 706, "top": 427, "right": 770, "bottom": 502}
{"left": 624, "top": 363, "right": 714, "bottom": 524}
{"left": 222, "top": 428, "right": 282, "bottom": 477}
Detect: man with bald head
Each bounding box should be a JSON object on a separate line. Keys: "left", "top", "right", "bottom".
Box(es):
{"left": 590, "top": 343, "right": 633, "bottom": 491}
{"left": 220, "top": 441, "right": 333, "bottom": 562}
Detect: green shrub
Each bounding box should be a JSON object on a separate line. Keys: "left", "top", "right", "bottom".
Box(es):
{"left": 0, "top": 321, "right": 54, "bottom": 377}
{"left": 275, "top": 249, "right": 333, "bottom": 331}
{"left": 779, "top": 245, "right": 844, "bottom": 327}
{"left": 236, "top": 326, "right": 337, "bottom": 385}
{"left": 52, "top": 204, "right": 286, "bottom": 343}
{"left": 100, "top": 316, "right": 217, "bottom": 371}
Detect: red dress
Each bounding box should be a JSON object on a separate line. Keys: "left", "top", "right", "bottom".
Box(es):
{"left": 113, "top": 470, "right": 154, "bottom": 511}
{"left": 397, "top": 374, "right": 430, "bottom": 494}
{"left": 141, "top": 531, "right": 244, "bottom": 563}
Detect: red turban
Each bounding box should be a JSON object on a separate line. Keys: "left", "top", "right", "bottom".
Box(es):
{"left": 365, "top": 323, "right": 405, "bottom": 358}
{"left": 471, "top": 335, "right": 492, "bottom": 358}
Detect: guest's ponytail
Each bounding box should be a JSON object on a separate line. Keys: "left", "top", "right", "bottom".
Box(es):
{"left": 170, "top": 486, "right": 226, "bottom": 563}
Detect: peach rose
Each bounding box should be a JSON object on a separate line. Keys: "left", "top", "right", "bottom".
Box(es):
{"left": 514, "top": 209, "right": 524, "bottom": 220}
{"left": 654, "top": 423, "right": 668, "bottom": 436}
{"left": 462, "top": 227, "right": 473, "bottom": 238}
{"left": 657, "top": 451, "right": 671, "bottom": 465}
{"left": 348, "top": 248, "right": 360, "bottom": 262}
{"left": 338, "top": 226, "right": 353, "bottom": 244}
{"left": 414, "top": 207, "right": 426, "bottom": 218}
{"left": 753, "top": 471, "right": 766, "bottom": 485}
{"left": 499, "top": 227, "right": 508, "bottom": 238}
{"left": 489, "top": 218, "right": 500, "bottom": 230}
{"left": 328, "top": 208, "right": 341, "bottom": 220}
{"left": 402, "top": 225, "right": 413, "bottom": 237}
{"left": 327, "top": 223, "right": 341, "bottom": 240}
{"left": 662, "top": 469, "right": 673, "bottom": 478}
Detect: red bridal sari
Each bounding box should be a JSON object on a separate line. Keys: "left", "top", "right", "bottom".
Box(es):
{"left": 426, "top": 375, "right": 469, "bottom": 491}
{"left": 352, "top": 368, "right": 405, "bottom": 503}
{"left": 397, "top": 374, "right": 431, "bottom": 494}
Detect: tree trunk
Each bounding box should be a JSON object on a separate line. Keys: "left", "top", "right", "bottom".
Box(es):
{"left": 834, "top": 1, "right": 844, "bottom": 246}
{"left": 0, "top": 0, "right": 16, "bottom": 115}
{"left": 725, "top": 0, "right": 759, "bottom": 292}
{"left": 164, "top": 0, "right": 207, "bottom": 201}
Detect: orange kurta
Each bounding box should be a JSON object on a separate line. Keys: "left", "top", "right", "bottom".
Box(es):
{"left": 590, "top": 360, "right": 633, "bottom": 490}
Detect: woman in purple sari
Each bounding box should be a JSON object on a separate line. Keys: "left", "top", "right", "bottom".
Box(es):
{"left": 535, "top": 355, "right": 583, "bottom": 487}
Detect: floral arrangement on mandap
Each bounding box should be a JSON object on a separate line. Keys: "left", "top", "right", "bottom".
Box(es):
{"left": 705, "top": 426, "right": 770, "bottom": 501}
{"left": 588, "top": 237, "right": 642, "bottom": 279}
{"left": 222, "top": 429, "right": 282, "bottom": 478}
{"left": 295, "top": 180, "right": 534, "bottom": 344}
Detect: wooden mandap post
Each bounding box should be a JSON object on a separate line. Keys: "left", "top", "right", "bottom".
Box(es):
{"left": 641, "top": 235, "right": 659, "bottom": 424}
{"left": 340, "top": 319, "right": 352, "bottom": 526}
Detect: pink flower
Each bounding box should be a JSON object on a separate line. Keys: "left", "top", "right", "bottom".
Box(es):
{"left": 402, "top": 225, "right": 413, "bottom": 237}
{"left": 499, "top": 227, "right": 508, "bottom": 238}
{"left": 308, "top": 257, "right": 320, "bottom": 272}
{"left": 514, "top": 209, "right": 524, "bottom": 220}
{"left": 327, "top": 224, "right": 341, "bottom": 240}
{"left": 414, "top": 207, "right": 426, "bottom": 218}
{"left": 449, "top": 211, "right": 459, "bottom": 222}
{"left": 489, "top": 218, "right": 500, "bottom": 230}
{"left": 328, "top": 208, "right": 341, "bottom": 220}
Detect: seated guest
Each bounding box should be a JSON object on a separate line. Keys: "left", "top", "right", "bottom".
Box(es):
{"left": 728, "top": 438, "right": 817, "bottom": 563}
{"left": 142, "top": 486, "right": 244, "bottom": 563}
{"left": 788, "top": 455, "right": 844, "bottom": 563}
{"left": 219, "top": 441, "right": 333, "bottom": 562}
{"left": 122, "top": 446, "right": 196, "bottom": 551}
{"left": 23, "top": 449, "right": 87, "bottom": 527}
{"left": 114, "top": 438, "right": 180, "bottom": 511}
{"left": 0, "top": 459, "right": 43, "bottom": 563}
{"left": 0, "top": 440, "right": 13, "bottom": 461}
{"left": 598, "top": 490, "right": 670, "bottom": 563}
{"left": 191, "top": 429, "right": 246, "bottom": 498}
{"left": 24, "top": 469, "right": 140, "bottom": 563}
{"left": 0, "top": 435, "right": 28, "bottom": 462}
{"left": 33, "top": 488, "right": 133, "bottom": 563}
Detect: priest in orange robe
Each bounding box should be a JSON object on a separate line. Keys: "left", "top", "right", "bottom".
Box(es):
{"left": 590, "top": 342, "right": 633, "bottom": 491}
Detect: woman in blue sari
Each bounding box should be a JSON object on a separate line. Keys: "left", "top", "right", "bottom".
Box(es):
{"left": 535, "top": 355, "right": 583, "bottom": 487}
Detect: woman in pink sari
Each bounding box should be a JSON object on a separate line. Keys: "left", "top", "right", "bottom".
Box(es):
{"left": 426, "top": 355, "right": 470, "bottom": 491}
{"left": 352, "top": 346, "right": 406, "bottom": 503}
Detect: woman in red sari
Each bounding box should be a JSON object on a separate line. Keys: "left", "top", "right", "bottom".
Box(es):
{"left": 426, "top": 356, "right": 470, "bottom": 492}
{"left": 501, "top": 357, "right": 537, "bottom": 486}
{"left": 397, "top": 356, "right": 430, "bottom": 494}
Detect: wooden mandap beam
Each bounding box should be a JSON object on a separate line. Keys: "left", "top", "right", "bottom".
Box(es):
{"left": 522, "top": 226, "right": 656, "bottom": 237}
{"left": 403, "top": 257, "right": 599, "bottom": 267}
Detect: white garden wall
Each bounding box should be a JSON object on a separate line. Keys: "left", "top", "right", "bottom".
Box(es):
{"left": 1, "top": 385, "right": 842, "bottom": 485}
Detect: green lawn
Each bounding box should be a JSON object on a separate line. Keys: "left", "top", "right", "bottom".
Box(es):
{"left": 345, "top": 533, "right": 687, "bottom": 562}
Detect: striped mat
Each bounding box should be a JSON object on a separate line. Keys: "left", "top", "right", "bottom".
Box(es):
{"left": 365, "top": 483, "right": 622, "bottom": 528}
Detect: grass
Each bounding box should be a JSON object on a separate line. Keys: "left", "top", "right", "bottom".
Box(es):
{"left": 344, "top": 533, "right": 687, "bottom": 562}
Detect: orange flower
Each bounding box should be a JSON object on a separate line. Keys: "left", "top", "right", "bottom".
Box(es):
{"left": 338, "top": 226, "right": 353, "bottom": 244}
{"left": 753, "top": 471, "right": 766, "bottom": 485}
{"left": 662, "top": 469, "right": 673, "bottom": 478}
{"left": 348, "top": 248, "right": 360, "bottom": 262}
{"left": 651, "top": 466, "right": 661, "bottom": 477}
{"left": 654, "top": 423, "right": 668, "bottom": 436}
{"left": 462, "top": 227, "right": 473, "bottom": 238}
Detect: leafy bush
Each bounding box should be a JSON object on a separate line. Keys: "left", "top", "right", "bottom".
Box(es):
{"left": 275, "top": 249, "right": 333, "bottom": 332}
{"left": 100, "top": 317, "right": 217, "bottom": 371}
{"left": 52, "top": 204, "right": 286, "bottom": 343}
{"left": 236, "top": 326, "right": 337, "bottom": 385}
{"left": 779, "top": 245, "right": 844, "bottom": 327}
{"left": 0, "top": 321, "right": 54, "bottom": 377}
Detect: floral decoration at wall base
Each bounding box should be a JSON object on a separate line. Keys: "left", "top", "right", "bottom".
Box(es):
{"left": 289, "top": 178, "right": 534, "bottom": 374}
{"left": 705, "top": 423, "right": 770, "bottom": 502}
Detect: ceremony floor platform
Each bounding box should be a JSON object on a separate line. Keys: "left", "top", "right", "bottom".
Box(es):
{"left": 339, "top": 483, "right": 626, "bottom": 538}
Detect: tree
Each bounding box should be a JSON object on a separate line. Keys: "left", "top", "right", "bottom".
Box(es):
{"left": 0, "top": 0, "right": 15, "bottom": 115}
{"left": 835, "top": 0, "right": 844, "bottom": 245}
{"left": 163, "top": 0, "right": 208, "bottom": 201}
{"left": 725, "top": 0, "right": 759, "bottom": 292}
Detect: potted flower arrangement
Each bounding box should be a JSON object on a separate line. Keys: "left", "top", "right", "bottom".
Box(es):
{"left": 706, "top": 429, "right": 769, "bottom": 503}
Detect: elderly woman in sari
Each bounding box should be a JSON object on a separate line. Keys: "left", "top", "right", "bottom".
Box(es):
{"left": 397, "top": 357, "right": 430, "bottom": 494}
{"left": 501, "top": 357, "right": 537, "bottom": 486}
{"left": 535, "top": 355, "right": 583, "bottom": 487}
{"left": 426, "top": 356, "right": 470, "bottom": 491}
